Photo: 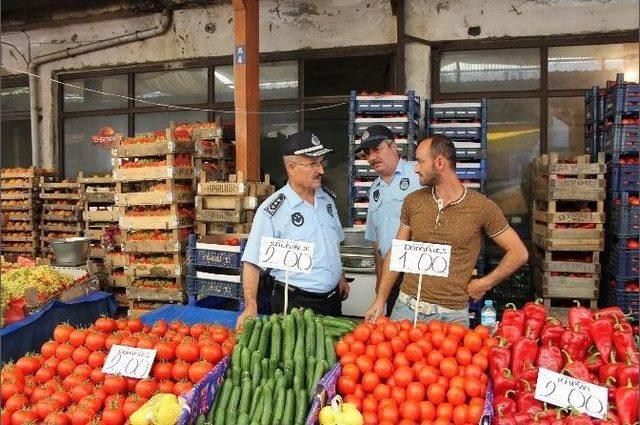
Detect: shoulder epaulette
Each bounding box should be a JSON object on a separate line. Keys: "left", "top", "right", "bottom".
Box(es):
{"left": 322, "top": 186, "right": 337, "bottom": 199}
{"left": 264, "top": 193, "right": 286, "bottom": 216}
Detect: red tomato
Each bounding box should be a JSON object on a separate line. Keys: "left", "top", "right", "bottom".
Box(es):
{"left": 343, "top": 363, "right": 361, "bottom": 382}
{"left": 426, "top": 350, "right": 443, "bottom": 368}
{"left": 393, "top": 366, "right": 414, "bottom": 388}
{"left": 188, "top": 360, "right": 214, "bottom": 384}
{"left": 173, "top": 380, "right": 193, "bottom": 396}
{"left": 340, "top": 352, "right": 357, "bottom": 366}
{"left": 155, "top": 341, "right": 176, "bottom": 361}
{"left": 455, "top": 347, "right": 472, "bottom": 366}
{"left": 335, "top": 341, "right": 350, "bottom": 358}
{"left": 383, "top": 323, "right": 400, "bottom": 340}
{"left": 405, "top": 343, "right": 424, "bottom": 363}
{"left": 172, "top": 360, "right": 190, "bottom": 381}
{"left": 356, "top": 355, "right": 374, "bottom": 374}
{"left": 35, "top": 367, "right": 56, "bottom": 384}
{"left": 350, "top": 341, "right": 366, "bottom": 356}
{"left": 440, "top": 357, "right": 459, "bottom": 378}
{"left": 40, "top": 340, "right": 59, "bottom": 359}
{"left": 87, "top": 351, "right": 106, "bottom": 369}
{"left": 56, "top": 359, "right": 76, "bottom": 378}
{"left": 369, "top": 330, "right": 385, "bottom": 345}
{"left": 53, "top": 324, "right": 74, "bottom": 344}
{"left": 175, "top": 341, "right": 200, "bottom": 362}
{"left": 453, "top": 404, "right": 468, "bottom": 425}
{"left": 4, "top": 393, "right": 28, "bottom": 412}
{"left": 409, "top": 328, "right": 423, "bottom": 342}
{"left": 43, "top": 411, "right": 70, "bottom": 425}
{"left": 365, "top": 345, "right": 376, "bottom": 360}
{"left": 447, "top": 386, "right": 466, "bottom": 406}
{"left": 390, "top": 337, "right": 406, "bottom": 354}
{"left": 361, "top": 371, "right": 380, "bottom": 393}
{"left": 399, "top": 400, "right": 421, "bottom": 421}
{"left": 418, "top": 365, "right": 439, "bottom": 386}
{"left": 471, "top": 353, "right": 488, "bottom": 371}
{"left": 406, "top": 381, "right": 426, "bottom": 402}
{"left": 354, "top": 324, "right": 372, "bottom": 342}
{"left": 436, "top": 402, "right": 454, "bottom": 422}
{"left": 430, "top": 331, "right": 445, "bottom": 348}
{"left": 157, "top": 380, "right": 175, "bottom": 394}
{"left": 420, "top": 400, "right": 437, "bottom": 421}
{"left": 55, "top": 343, "right": 75, "bottom": 360}
{"left": 10, "top": 409, "right": 39, "bottom": 425}
{"left": 375, "top": 342, "right": 393, "bottom": 359}
{"left": 394, "top": 353, "right": 411, "bottom": 368}
{"left": 104, "top": 375, "right": 127, "bottom": 395}
{"left": 440, "top": 337, "right": 459, "bottom": 357}
{"left": 463, "top": 332, "right": 483, "bottom": 353}
{"left": 362, "top": 396, "right": 378, "bottom": 413}
{"left": 337, "top": 376, "right": 357, "bottom": 395}
{"left": 71, "top": 347, "right": 90, "bottom": 365}
{"left": 362, "top": 412, "right": 378, "bottom": 425}
{"left": 374, "top": 358, "right": 394, "bottom": 379}
{"left": 427, "top": 383, "right": 446, "bottom": 404}
{"left": 84, "top": 332, "right": 107, "bottom": 352}
{"left": 379, "top": 403, "right": 399, "bottom": 423}
{"left": 373, "top": 383, "right": 391, "bottom": 401}
{"left": 15, "top": 356, "right": 41, "bottom": 375}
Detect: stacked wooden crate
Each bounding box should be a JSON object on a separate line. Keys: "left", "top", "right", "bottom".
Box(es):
{"left": 112, "top": 128, "right": 196, "bottom": 316}
{"left": 532, "top": 153, "right": 606, "bottom": 309}
{"left": 79, "top": 173, "right": 117, "bottom": 263}
{"left": 1, "top": 168, "right": 54, "bottom": 258}
{"left": 39, "top": 178, "right": 84, "bottom": 258}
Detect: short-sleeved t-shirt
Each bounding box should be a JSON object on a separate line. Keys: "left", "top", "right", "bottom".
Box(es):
{"left": 399, "top": 186, "right": 509, "bottom": 310}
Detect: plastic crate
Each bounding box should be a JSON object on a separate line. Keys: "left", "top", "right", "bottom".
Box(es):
{"left": 585, "top": 86, "right": 605, "bottom": 124}
{"left": 608, "top": 247, "right": 639, "bottom": 280}
{"left": 426, "top": 100, "right": 487, "bottom": 121}
{"left": 608, "top": 163, "right": 640, "bottom": 192}
{"left": 353, "top": 118, "right": 415, "bottom": 135}
{"left": 609, "top": 203, "right": 639, "bottom": 237}
{"left": 456, "top": 160, "right": 487, "bottom": 180}
{"left": 187, "top": 275, "right": 243, "bottom": 302}
{"left": 585, "top": 124, "right": 604, "bottom": 159}
{"left": 605, "top": 124, "right": 640, "bottom": 153}
{"left": 351, "top": 91, "right": 420, "bottom": 115}
{"left": 428, "top": 122, "right": 487, "bottom": 140}
{"left": 606, "top": 82, "right": 640, "bottom": 118}
{"left": 353, "top": 160, "right": 377, "bottom": 177}
{"left": 188, "top": 234, "right": 246, "bottom": 270}
{"left": 607, "top": 272, "right": 640, "bottom": 321}
{"left": 454, "top": 140, "right": 487, "bottom": 160}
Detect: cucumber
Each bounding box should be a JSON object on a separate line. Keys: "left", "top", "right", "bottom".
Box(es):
{"left": 260, "top": 358, "right": 269, "bottom": 385}
{"left": 283, "top": 358, "right": 294, "bottom": 387}
{"left": 324, "top": 328, "right": 347, "bottom": 339}
{"left": 268, "top": 358, "right": 279, "bottom": 376}
{"left": 294, "top": 389, "right": 308, "bottom": 425}
{"left": 239, "top": 378, "right": 252, "bottom": 414}
{"left": 239, "top": 317, "right": 256, "bottom": 347}
{"left": 213, "top": 379, "right": 232, "bottom": 425}
{"left": 258, "top": 321, "right": 272, "bottom": 360}
{"left": 270, "top": 322, "right": 282, "bottom": 365}
{"left": 271, "top": 386, "right": 286, "bottom": 425}
{"left": 270, "top": 313, "right": 279, "bottom": 324}
{"left": 293, "top": 309, "right": 305, "bottom": 341}
{"left": 282, "top": 388, "right": 295, "bottom": 425}
{"left": 315, "top": 318, "right": 325, "bottom": 362}
{"left": 311, "top": 359, "right": 328, "bottom": 394}
{"left": 195, "top": 414, "right": 206, "bottom": 425}
{"left": 260, "top": 383, "right": 273, "bottom": 425}
{"left": 305, "top": 356, "right": 316, "bottom": 391}
{"left": 232, "top": 345, "right": 242, "bottom": 368}
{"left": 248, "top": 319, "right": 263, "bottom": 353}
{"left": 241, "top": 346, "right": 251, "bottom": 372}
{"left": 226, "top": 385, "right": 242, "bottom": 425}
{"left": 294, "top": 358, "right": 305, "bottom": 391}
{"left": 321, "top": 316, "right": 355, "bottom": 331}
{"left": 250, "top": 389, "right": 265, "bottom": 424}
{"left": 251, "top": 352, "right": 262, "bottom": 384}
{"left": 283, "top": 315, "right": 295, "bottom": 361}
{"left": 249, "top": 385, "right": 263, "bottom": 418}
{"left": 325, "top": 337, "right": 336, "bottom": 366}
{"left": 293, "top": 374, "right": 303, "bottom": 393}
{"left": 303, "top": 309, "right": 315, "bottom": 358}
{"left": 237, "top": 412, "right": 249, "bottom": 425}
{"left": 231, "top": 366, "right": 241, "bottom": 387}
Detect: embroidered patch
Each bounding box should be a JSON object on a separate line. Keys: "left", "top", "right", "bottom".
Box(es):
{"left": 399, "top": 177, "right": 410, "bottom": 191}
{"left": 264, "top": 193, "right": 286, "bottom": 216}
{"left": 322, "top": 186, "right": 337, "bottom": 199}
{"left": 327, "top": 204, "right": 334, "bottom": 217}
{"left": 291, "top": 212, "right": 304, "bottom": 227}
{"left": 373, "top": 189, "right": 380, "bottom": 202}
{"left": 362, "top": 130, "right": 370, "bottom": 141}
{"left": 311, "top": 134, "right": 320, "bottom": 146}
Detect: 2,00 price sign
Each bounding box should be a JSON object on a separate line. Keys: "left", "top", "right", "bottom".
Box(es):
{"left": 389, "top": 239, "right": 451, "bottom": 277}
{"left": 534, "top": 367, "right": 608, "bottom": 419}
{"left": 258, "top": 237, "right": 314, "bottom": 274}
{"left": 102, "top": 345, "right": 156, "bottom": 380}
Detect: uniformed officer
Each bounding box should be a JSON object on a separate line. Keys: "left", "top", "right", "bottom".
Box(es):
{"left": 356, "top": 125, "right": 421, "bottom": 314}
{"left": 236, "top": 131, "right": 350, "bottom": 329}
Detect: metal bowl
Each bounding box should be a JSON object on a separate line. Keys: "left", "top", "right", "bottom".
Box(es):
{"left": 342, "top": 227, "right": 372, "bottom": 247}
{"left": 50, "top": 237, "right": 91, "bottom": 267}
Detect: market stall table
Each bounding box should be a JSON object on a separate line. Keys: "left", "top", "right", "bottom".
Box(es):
{"left": 0, "top": 291, "right": 116, "bottom": 363}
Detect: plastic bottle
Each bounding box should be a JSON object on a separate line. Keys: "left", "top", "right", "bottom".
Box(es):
{"left": 480, "top": 300, "right": 497, "bottom": 332}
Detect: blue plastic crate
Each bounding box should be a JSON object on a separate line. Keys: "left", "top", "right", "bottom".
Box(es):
{"left": 187, "top": 275, "right": 243, "bottom": 303}
{"left": 353, "top": 119, "right": 415, "bottom": 135}
{"left": 609, "top": 203, "right": 639, "bottom": 237}
{"left": 608, "top": 163, "right": 640, "bottom": 192}
{"left": 607, "top": 236, "right": 639, "bottom": 250}
{"left": 456, "top": 160, "right": 487, "bottom": 180}
{"left": 453, "top": 139, "right": 487, "bottom": 160}
{"left": 614, "top": 287, "right": 639, "bottom": 321}
{"left": 585, "top": 124, "right": 604, "bottom": 157}
{"left": 606, "top": 83, "right": 640, "bottom": 118}
{"left": 585, "top": 87, "right": 605, "bottom": 124}
{"left": 351, "top": 91, "right": 420, "bottom": 115}
{"left": 188, "top": 234, "right": 246, "bottom": 270}
{"left": 608, "top": 247, "right": 639, "bottom": 280}
{"left": 427, "top": 100, "right": 487, "bottom": 121}
{"left": 428, "top": 122, "right": 487, "bottom": 140}
{"left": 605, "top": 124, "right": 640, "bottom": 153}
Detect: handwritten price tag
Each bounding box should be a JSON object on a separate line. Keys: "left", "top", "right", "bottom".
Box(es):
{"left": 102, "top": 345, "right": 156, "bottom": 379}
{"left": 389, "top": 239, "right": 452, "bottom": 277}
{"left": 534, "top": 368, "right": 608, "bottom": 419}
{"left": 258, "top": 237, "right": 314, "bottom": 274}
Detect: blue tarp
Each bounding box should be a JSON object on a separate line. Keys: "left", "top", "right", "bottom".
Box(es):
{"left": 1, "top": 291, "right": 117, "bottom": 363}
{"left": 140, "top": 305, "right": 240, "bottom": 329}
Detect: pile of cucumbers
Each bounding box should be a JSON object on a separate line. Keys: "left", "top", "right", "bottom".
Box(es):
{"left": 195, "top": 309, "right": 356, "bottom": 425}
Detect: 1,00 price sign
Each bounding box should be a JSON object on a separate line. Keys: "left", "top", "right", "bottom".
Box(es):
{"left": 258, "top": 237, "right": 314, "bottom": 274}
{"left": 389, "top": 239, "right": 451, "bottom": 277}
{"left": 102, "top": 345, "right": 156, "bottom": 380}
{"left": 534, "top": 368, "right": 608, "bottom": 419}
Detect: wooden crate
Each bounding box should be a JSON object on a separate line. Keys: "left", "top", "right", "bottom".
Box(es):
{"left": 0, "top": 167, "right": 55, "bottom": 179}
{"left": 41, "top": 222, "right": 84, "bottom": 232}
{"left": 83, "top": 209, "right": 118, "bottom": 222}
{"left": 112, "top": 166, "right": 194, "bottom": 182}
{"left": 535, "top": 153, "right": 606, "bottom": 176}
{"left": 196, "top": 209, "right": 248, "bottom": 223}
{"left": 197, "top": 172, "right": 273, "bottom": 197}
{"left": 43, "top": 203, "right": 83, "bottom": 212}
{"left": 1, "top": 231, "right": 38, "bottom": 242}
{"left": 532, "top": 233, "right": 604, "bottom": 251}
{"left": 126, "top": 286, "right": 185, "bottom": 303}
{"left": 1, "top": 191, "right": 37, "bottom": 200}
{"left": 119, "top": 214, "right": 192, "bottom": 230}
{"left": 533, "top": 153, "right": 606, "bottom": 201}
{"left": 533, "top": 200, "right": 605, "bottom": 223}
{"left": 84, "top": 192, "right": 115, "bottom": 203}
{"left": 125, "top": 262, "right": 184, "bottom": 278}
{"left": 532, "top": 223, "right": 604, "bottom": 240}
{"left": 533, "top": 249, "right": 601, "bottom": 274}
{"left": 195, "top": 222, "right": 252, "bottom": 236}
{"left": 195, "top": 195, "right": 261, "bottom": 211}
{"left": 534, "top": 268, "right": 599, "bottom": 300}
{"left": 114, "top": 190, "right": 194, "bottom": 206}
{"left": 104, "top": 252, "right": 129, "bottom": 268}
{"left": 112, "top": 130, "right": 194, "bottom": 157}
{"left": 122, "top": 228, "right": 187, "bottom": 253}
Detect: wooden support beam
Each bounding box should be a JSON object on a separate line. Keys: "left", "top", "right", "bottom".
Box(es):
{"left": 232, "top": 0, "right": 260, "bottom": 181}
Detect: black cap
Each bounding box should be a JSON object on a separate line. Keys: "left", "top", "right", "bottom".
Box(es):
{"left": 283, "top": 131, "right": 333, "bottom": 157}
{"left": 354, "top": 125, "right": 395, "bottom": 154}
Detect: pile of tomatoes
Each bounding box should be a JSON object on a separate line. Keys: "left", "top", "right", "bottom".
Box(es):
{"left": 335, "top": 318, "right": 495, "bottom": 425}
{"left": 1, "top": 317, "right": 235, "bottom": 425}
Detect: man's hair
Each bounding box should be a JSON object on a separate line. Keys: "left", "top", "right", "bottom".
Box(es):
{"left": 421, "top": 134, "right": 457, "bottom": 170}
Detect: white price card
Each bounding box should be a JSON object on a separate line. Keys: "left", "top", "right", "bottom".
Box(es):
{"left": 258, "top": 237, "right": 314, "bottom": 274}
{"left": 101, "top": 345, "right": 156, "bottom": 379}
{"left": 389, "top": 239, "right": 451, "bottom": 277}
{"left": 534, "top": 367, "right": 608, "bottom": 419}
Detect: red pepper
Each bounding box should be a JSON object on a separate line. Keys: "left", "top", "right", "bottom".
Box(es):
{"left": 562, "top": 350, "right": 591, "bottom": 382}
{"left": 542, "top": 318, "right": 566, "bottom": 347}
{"left": 495, "top": 414, "right": 518, "bottom": 425}
{"left": 523, "top": 298, "right": 547, "bottom": 322}
{"left": 617, "top": 358, "right": 640, "bottom": 386}
{"left": 560, "top": 325, "right": 592, "bottom": 361}
{"left": 512, "top": 338, "right": 539, "bottom": 377}
{"left": 494, "top": 391, "right": 518, "bottom": 416}
{"left": 614, "top": 381, "right": 639, "bottom": 425}
{"left": 550, "top": 409, "right": 567, "bottom": 425}
{"left": 596, "top": 306, "right": 626, "bottom": 322}
{"left": 598, "top": 351, "right": 620, "bottom": 383}
{"left": 565, "top": 412, "right": 593, "bottom": 425}
{"left": 598, "top": 410, "right": 621, "bottom": 425}
{"left": 490, "top": 338, "right": 513, "bottom": 379}
{"left": 537, "top": 345, "right": 564, "bottom": 372}
{"left": 585, "top": 352, "right": 604, "bottom": 373}
{"left": 517, "top": 382, "right": 543, "bottom": 416}
{"left": 590, "top": 317, "right": 613, "bottom": 362}
{"left": 501, "top": 303, "right": 526, "bottom": 335}
{"left": 494, "top": 369, "right": 519, "bottom": 396}
{"left": 520, "top": 362, "right": 540, "bottom": 388}
{"left": 537, "top": 406, "right": 558, "bottom": 422}
{"left": 604, "top": 377, "right": 618, "bottom": 402}
{"left": 526, "top": 317, "right": 546, "bottom": 340}
{"left": 515, "top": 413, "right": 531, "bottom": 425}
{"left": 569, "top": 300, "right": 594, "bottom": 330}
{"left": 613, "top": 325, "right": 640, "bottom": 365}
{"left": 500, "top": 324, "right": 524, "bottom": 346}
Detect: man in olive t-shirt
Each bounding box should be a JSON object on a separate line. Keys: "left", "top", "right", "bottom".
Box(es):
{"left": 364, "top": 135, "right": 529, "bottom": 326}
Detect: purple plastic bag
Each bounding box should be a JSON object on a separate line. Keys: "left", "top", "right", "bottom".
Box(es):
{"left": 305, "top": 363, "right": 341, "bottom": 425}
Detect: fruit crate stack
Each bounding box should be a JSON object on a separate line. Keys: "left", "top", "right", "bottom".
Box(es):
{"left": 584, "top": 85, "right": 606, "bottom": 162}
{"left": 112, "top": 128, "right": 197, "bottom": 316}
{"left": 0, "top": 167, "right": 54, "bottom": 258}
{"left": 532, "top": 153, "right": 606, "bottom": 310}
{"left": 602, "top": 73, "right": 640, "bottom": 321}
{"left": 346, "top": 90, "right": 420, "bottom": 228}
{"left": 190, "top": 123, "right": 235, "bottom": 182}
{"left": 78, "top": 172, "right": 117, "bottom": 268}
{"left": 39, "top": 177, "right": 84, "bottom": 259}
{"left": 194, "top": 172, "right": 274, "bottom": 237}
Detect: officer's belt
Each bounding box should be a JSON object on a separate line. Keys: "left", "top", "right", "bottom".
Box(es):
{"left": 274, "top": 280, "right": 337, "bottom": 300}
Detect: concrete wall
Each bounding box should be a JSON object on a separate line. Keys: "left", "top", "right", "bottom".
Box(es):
{"left": 1, "top": 0, "right": 637, "bottom": 167}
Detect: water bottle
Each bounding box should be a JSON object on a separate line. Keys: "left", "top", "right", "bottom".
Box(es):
{"left": 480, "top": 300, "right": 497, "bottom": 332}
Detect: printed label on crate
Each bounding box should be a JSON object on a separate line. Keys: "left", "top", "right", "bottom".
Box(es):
{"left": 389, "top": 239, "right": 451, "bottom": 277}
{"left": 534, "top": 368, "right": 608, "bottom": 419}
{"left": 102, "top": 345, "right": 156, "bottom": 379}
{"left": 258, "top": 236, "right": 314, "bottom": 274}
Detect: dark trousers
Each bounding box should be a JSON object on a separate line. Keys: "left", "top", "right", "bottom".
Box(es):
{"left": 271, "top": 281, "right": 342, "bottom": 316}
{"left": 386, "top": 274, "right": 403, "bottom": 315}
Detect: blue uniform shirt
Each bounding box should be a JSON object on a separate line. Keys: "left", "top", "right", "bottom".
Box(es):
{"left": 241, "top": 183, "right": 345, "bottom": 293}
{"left": 364, "top": 159, "right": 421, "bottom": 257}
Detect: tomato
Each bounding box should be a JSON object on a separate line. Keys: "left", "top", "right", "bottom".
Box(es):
{"left": 200, "top": 344, "right": 223, "bottom": 364}
{"left": 362, "top": 396, "right": 378, "bottom": 413}
{"left": 453, "top": 404, "right": 468, "bottom": 425}
{"left": 53, "top": 324, "right": 74, "bottom": 344}
{"left": 362, "top": 412, "right": 378, "bottom": 425}
{"left": 105, "top": 334, "right": 122, "bottom": 350}
{"left": 436, "top": 402, "right": 454, "bottom": 422}
{"left": 430, "top": 331, "right": 445, "bottom": 348}
{"left": 365, "top": 344, "right": 377, "bottom": 359}
{"left": 35, "top": 366, "right": 56, "bottom": 384}
{"left": 84, "top": 332, "right": 107, "bottom": 352}
{"left": 343, "top": 334, "right": 355, "bottom": 345}
{"left": 391, "top": 386, "right": 406, "bottom": 405}
{"left": 342, "top": 363, "right": 361, "bottom": 382}
{"left": 379, "top": 404, "right": 399, "bottom": 423}
{"left": 350, "top": 341, "right": 366, "bottom": 356}
{"left": 55, "top": 343, "right": 75, "bottom": 360}
{"left": 440, "top": 357, "right": 459, "bottom": 378}
{"left": 417, "top": 338, "right": 433, "bottom": 356}
{"left": 394, "top": 353, "right": 410, "bottom": 368}
{"left": 420, "top": 400, "right": 436, "bottom": 421}
{"left": 154, "top": 341, "right": 176, "bottom": 361}
{"left": 374, "top": 358, "right": 394, "bottom": 379}
{"left": 390, "top": 337, "right": 406, "bottom": 354}
{"left": 375, "top": 342, "right": 393, "bottom": 359}
{"left": 399, "top": 400, "right": 421, "bottom": 421}
{"left": 120, "top": 336, "right": 138, "bottom": 347}
{"left": 454, "top": 346, "right": 472, "bottom": 366}
{"left": 67, "top": 406, "right": 95, "bottom": 425}
{"left": 439, "top": 337, "right": 457, "bottom": 357}
{"left": 369, "top": 330, "right": 385, "bottom": 345}
{"left": 157, "top": 380, "right": 174, "bottom": 394}
{"left": 123, "top": 394, "right": 147, "bottom": 418}
{"left": 426, "top": 351, "right": 443, "bottom": 368}
{"left": 95, "top": 317, "right": 117, "bottom": 333}
{"left": 68, "top": 329, "right": 87, "bottom": 348}
{"left": 71, "top": 347, "right": 90, "bottom": 365}
{"left": 188, "top": 360, "right": 214, "bottom": 384}
{"left": 353, "top": 324, "right": 372, "bottom": 342}
{"left": 337, "top": 376, "right": 357, "bottom": 395}
{"left": 4, "top": 393, "right": 28, "bottom": 412}
{"left": 127, "top": 318, "right": 143, "bottom": 332}
{"left": 405, "top": 343, "right": 423, "bottom": 363}
{"left": 88, "top": 368, "right": 104, "bottom": 385}
{"left": 43, "top": 411, "right": 70, "bottom": 425}
{"left": 448, "top": 323, "right": 466, "bottom": 340}
{"left": 35, "top": 398, "right": 63, "bottom": 420}
{"left": 467, "top": 402, "right": 483, "bottom": 423}
{"left": 10, "top": 409, "right": 38, "bottom": 425}
{"left": 373, "top": 383, "right": 391, "bottom": 401}
{"left": 29, "top": 385, "right": 55, "bottom": 404}
{"left": 135, "top": 379, "right": 157, "bottom": 399}
{"left": 471, "top": 353, "right": 488, "bottom": 371}
{"left": 56, "top": 359, "right": 76, "bottom": 378}
{"left": 62, "top": 373, "right": 83, "bottom": 390}
{"left": 409, "top": 328, "right": 423, "bottom": 343}
{"left": 463, "top": 332, "right": 483, "bottom": 353}
{"left": 188, "top": 323, "right": 207, "bottom": 339}
{"left": 101, "top": 408, "right": 125, "bottom": 425}
{"left": 70, "top": 383, "right": 94, "bottom": 403}
{"left": 87, "top": 351, "right": 106, "bottom": 368}
{"left": 427, "top": 383, "right": 446, "bottom": 404}
{"left": 383, "top": 323, "right": 399, "bottom": 340}
{"left": 417, "top": 365, "right": 439, "bottom": 386}
{"left": 41, "top": 340, "right": 59, "bottom": 359}
{"left": 151, "top": 320, "right": 168, "bottom": 337}
{"left": 51, "top": 390, "right": 71, "bottom": 409}
{"left": 406, "top": 381, "right": 426, "bottom": 402}
{"left": 447, "top": 386, "right": 466, "bottom": 406}
{"left": 104, "top": 375, "right": 127, "bottom": 395}
{"left": 393, "top": 365, "right": 414, "bottom": 388}
{"left": 464, "top": 363, "right": 483, "bottom": 380}
{"left": 171, "top": 360, "right": 190, "bottom": 381}
{"left": 356, "top": 355, "right": 374, "bottom": 374}
{"left": 173, "top": 380, "right": 193, "bottom": 396}
{"left": 15, "top": 355, "right": 41, "bottom": 375}
{"left": 361, "top": 371, "right": 380, "bottom": 392}
{"left": 340, "top": 352, "right": 357, "bottom": 366}
{"left": 335, "top": 341, "right": 350, "bottom": 357}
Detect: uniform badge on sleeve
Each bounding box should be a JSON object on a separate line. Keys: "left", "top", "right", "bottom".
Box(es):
{"left": 291, "top": 212, "right": 305, "bottom": 227}
{"left": 327, "top": 204, "right": 334, "bottom": 217}
{"left": 265, "top": 193, "right": 286, "bottom": 216}
{"left": 373, "top": 189, "right": 380, "bottom": 202}
{"left": 399, "top": 178, "right": 410, "bottom": 191}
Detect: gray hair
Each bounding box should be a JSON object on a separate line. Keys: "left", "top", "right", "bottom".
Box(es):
{"left": 283, "top": 155, "right": 296, "bottom": 166}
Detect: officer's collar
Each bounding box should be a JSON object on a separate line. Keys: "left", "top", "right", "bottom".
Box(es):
{"left": 284, "top": 182, "right": 325, "bottom": 207}
{"left": 393, "top": 158, "right": 407, "bottom": 175}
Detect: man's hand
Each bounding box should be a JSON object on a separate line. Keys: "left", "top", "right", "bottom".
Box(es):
{"left": 364, "top": 299, "right": 385, "bottom": 323}
{"left": 235, "top": 305, "right": 257, "bottom": 330}
{"left": 467, "top": 278, "right": 491, "bottom": 300}
{"left": 338, "top": 275, "right": 350, "bottom": 300}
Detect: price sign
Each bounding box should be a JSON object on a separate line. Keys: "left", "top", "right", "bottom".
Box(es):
{"left": 389, "top": 239, "right": 451, "bottom": 277}
{"left": 258, "top": 237, "right": 314, "bottom": 274}
{"left": 102, "top": 345, "right": 156, "bottom": 379}
{"left": 534, "top": 368, "right": 608, "bottom": 419}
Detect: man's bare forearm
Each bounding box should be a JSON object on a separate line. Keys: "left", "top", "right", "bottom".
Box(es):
{"left": 242, "top": 262, "right": 260, "bottom": 310}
